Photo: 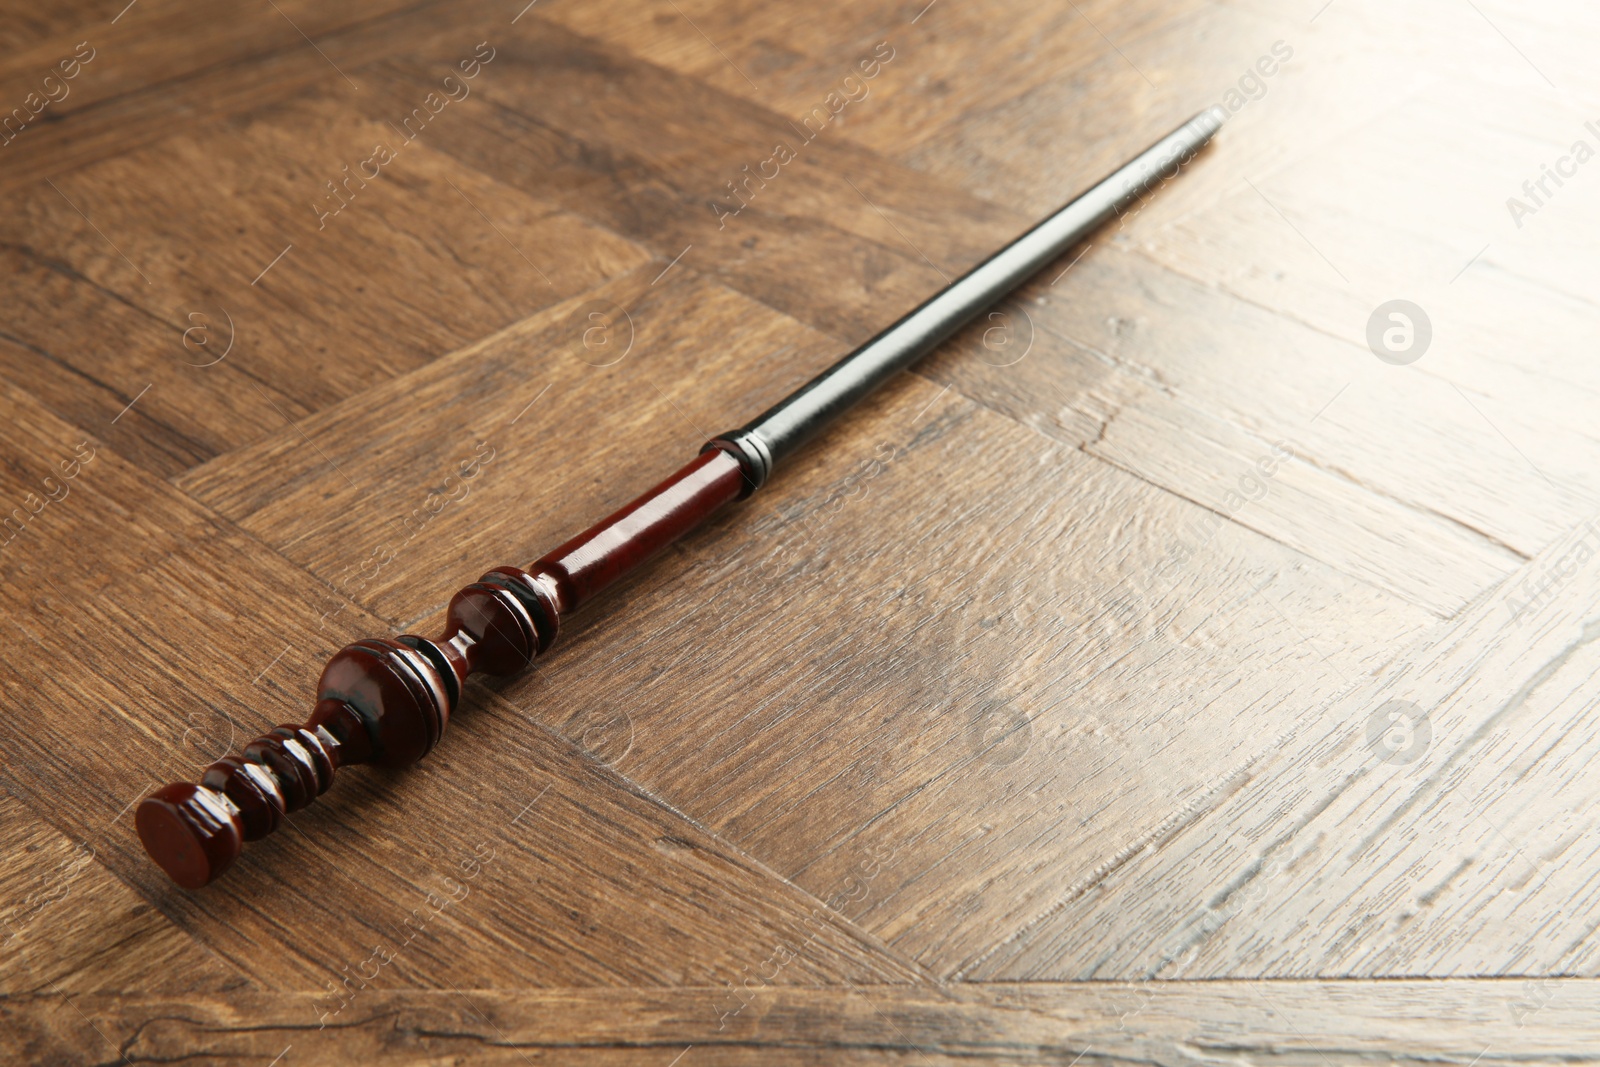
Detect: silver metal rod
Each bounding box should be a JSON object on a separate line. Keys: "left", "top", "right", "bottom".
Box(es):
{"left": 711, "top": 106, "right": 1226, "bottom": 487}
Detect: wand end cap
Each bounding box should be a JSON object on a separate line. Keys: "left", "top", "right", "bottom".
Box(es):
{"left": 137, "top": 783, "right": 243, "bottom": 889}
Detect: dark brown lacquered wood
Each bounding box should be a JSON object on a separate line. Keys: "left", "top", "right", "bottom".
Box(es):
{"left": 528, "top": 449, "right": 749, "bottom": 615}
{"left": 136, "top": 449, "right": 746, "bottom": 888}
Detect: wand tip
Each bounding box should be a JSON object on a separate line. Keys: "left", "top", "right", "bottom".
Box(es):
{"left": 1195, "top": 104, "right": 1229, "bottom": 137}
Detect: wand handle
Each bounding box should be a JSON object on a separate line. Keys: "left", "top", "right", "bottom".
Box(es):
{"left": 137, "top": 109, "right": 1225, "bottom": 888}
{"left": 137, "top": 451, "right": 746, "bottom": 888}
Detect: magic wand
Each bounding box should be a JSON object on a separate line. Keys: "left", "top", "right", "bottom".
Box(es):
{"left": 137, "top": 107, "right": 1226, "bottom": 888}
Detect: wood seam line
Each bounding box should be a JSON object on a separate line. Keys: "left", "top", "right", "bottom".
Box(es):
{"left": 505, "top": 9, "right": 1036, "bottom": 236}
{"left": 470, "top": 689, "right": 941, "bottom": 986}
{"left": 1080, "top": 407, "right": 1523, "bottom": 604}
{"left": 169, "top": 259, "right": 666, "bottom": 495}
{"left": 1131, "top": 244, "right": 1596, "bottom": 433}
{"left": 0, "top": 239, "right": 312, "bottom": 438}
{"left": 0, "top": 776, "right": 262, "bottom": 992}
{"left": 946, "top": 501, "right": 1600, "bottom": 978}
{"left": 0, "top": 329, "right": 210, "bottom": 467}
{"left": 0, "top": 370, "right": 406, "bottom": 627}
{"left": 900, "top": 360, "right": 1471, "bottom": 622}
{"left": 170, "top": 249, "right": 847, "bottom": 530}
{"left": 4, "top": 0, "right": 447, "bottom": 183}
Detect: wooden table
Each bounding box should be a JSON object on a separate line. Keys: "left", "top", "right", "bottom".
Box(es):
{"left": 4, "top": 0, "right": 1599, "bottom": 1061}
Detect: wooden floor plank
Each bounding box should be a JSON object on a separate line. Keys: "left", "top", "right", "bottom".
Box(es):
{"left": 965, "top": 508, "right": 1600, "bottom": 980}
{"left": 390, "top": 17, "right": 1021, "bottom": 344}
{"left": 914, "top": 244, "right": 1539, "bottom": 615}
{"left": 0, "top": 0, "right": 495, "bottom": 191}
{"left": 0, "top": 791, "right": 242, "bottom": 996}
{"left": 1, "top": 90, "right": 649, "bottom": 479}
{"left": 527, "top": 0, "right": 1222, "bottom": 181}
{"left": 5, "top": 980, "right": 1599, "bottom": 1065}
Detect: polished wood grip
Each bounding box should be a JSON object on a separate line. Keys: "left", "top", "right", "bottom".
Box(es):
{"left": 137, "top": 450, "right": 747, "bottom": 888}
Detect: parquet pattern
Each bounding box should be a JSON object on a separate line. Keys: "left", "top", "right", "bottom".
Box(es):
{"left": 3, "top": 0, "right": 1599, "bottom": 1061}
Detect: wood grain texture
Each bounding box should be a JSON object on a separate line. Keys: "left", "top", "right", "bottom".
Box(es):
{"left": 4, "top": 981, "right": 1600, "bottom": 1065}
{"left": 1, "top": 93, "right": 648, "bottom": 476}
{"left": 176, "top": 263, "right": 843, "bottom": 623}
{"left": 3, "top": 0, "right": 1598, "bottom": 1060}
{"left": 387, "top": 17, "right": 1021, "bottom": 343}
{"left": 0, "top": 1, "right": 508, "bottom": 193}
{"left": 965, "top": 505, "right": 1600, "bottom": 980}
{"left": 0, "top": 791, "right": 239, "bottom": 997}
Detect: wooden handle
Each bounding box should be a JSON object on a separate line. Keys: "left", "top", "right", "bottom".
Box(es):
{"left": 137, "top": 450, "right": 747, "bottom": 888}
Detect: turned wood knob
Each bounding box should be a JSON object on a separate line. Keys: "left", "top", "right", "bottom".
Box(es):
{"left": 137, "top": 567, "right": 555, "bottom": 888}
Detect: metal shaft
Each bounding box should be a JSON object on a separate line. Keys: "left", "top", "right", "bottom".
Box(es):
{"left": 710, "top": 106, "right": 1226, "bottom": 487}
